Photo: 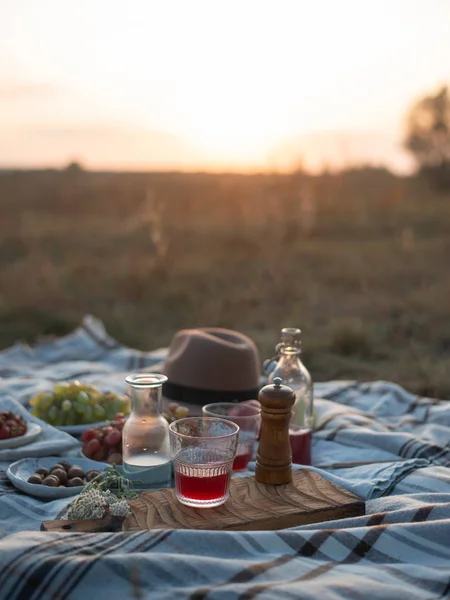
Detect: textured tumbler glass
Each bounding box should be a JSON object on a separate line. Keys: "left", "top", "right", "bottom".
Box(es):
{"left": 169, "top": 417, "right": 239, "bottom": 508}
{"left": 202, "top": 403, "right": 261, "bottom": 471}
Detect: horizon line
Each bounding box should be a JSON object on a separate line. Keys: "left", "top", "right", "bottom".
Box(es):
{"left": 0, "top": 160, "right": 411, "bottom": 177}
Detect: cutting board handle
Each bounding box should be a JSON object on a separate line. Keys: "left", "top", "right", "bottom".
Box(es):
{"left": 41, "top": 514, "right": 124, "bottom": 533}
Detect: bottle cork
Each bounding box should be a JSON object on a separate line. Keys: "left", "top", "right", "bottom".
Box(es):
{"left": 255, "top": 377, "right": 295, "bottom": 485}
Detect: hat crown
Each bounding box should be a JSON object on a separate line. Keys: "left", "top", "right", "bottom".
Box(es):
{"left": 163, "top": 328, "right": 260, "bottom": 393}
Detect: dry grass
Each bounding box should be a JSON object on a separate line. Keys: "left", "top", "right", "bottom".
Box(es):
{"left": 1, "top": 167, "right": 450, "bottom": 398}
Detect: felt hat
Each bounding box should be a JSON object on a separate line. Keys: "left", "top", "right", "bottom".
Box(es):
{"left": 162, "top": 328, "right": 261, "bottom": 406}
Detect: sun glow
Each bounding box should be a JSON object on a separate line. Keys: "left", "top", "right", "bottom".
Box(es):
{"left": 1, "top": 0, "right": 449, "bottom": 170}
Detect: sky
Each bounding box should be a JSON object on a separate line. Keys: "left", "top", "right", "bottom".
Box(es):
{"left": 0, "top": 0, "right": 449, "bottom": 173}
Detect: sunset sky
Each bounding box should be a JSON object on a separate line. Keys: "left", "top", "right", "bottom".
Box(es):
{"left": 1, "top": 0, "right": 449, "bottom": 172}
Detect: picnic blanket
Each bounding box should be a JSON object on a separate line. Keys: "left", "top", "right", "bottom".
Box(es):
{"left": 0, "top": 315, "right": 449, "bottom": 599}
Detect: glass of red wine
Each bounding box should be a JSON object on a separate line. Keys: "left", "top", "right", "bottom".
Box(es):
{"left": 202, "top": 402, "right": 261, "bottom": 472}
{"left": 169, "top": 417, "right": 239, "bottom": 508}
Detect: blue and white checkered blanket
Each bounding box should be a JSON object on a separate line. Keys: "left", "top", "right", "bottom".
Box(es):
{"left": 0, "top": 316, "right": 449, "bottom": 599}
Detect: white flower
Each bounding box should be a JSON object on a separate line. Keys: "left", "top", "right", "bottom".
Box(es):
{"left": 109, "top": 500, "right": 132, "bottom": 517}
{"left": 66, "top": 488, "right": 131, "bottom": 521}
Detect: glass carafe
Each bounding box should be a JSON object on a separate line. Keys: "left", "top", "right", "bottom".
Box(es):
{"left": 265, "top": 328, "right": 313, "bottom": 464}
{"left": 122, "top": 373, "right": 172, "bottom": 487}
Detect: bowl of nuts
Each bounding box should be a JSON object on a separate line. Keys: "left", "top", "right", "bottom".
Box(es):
{"left": 6, "top": 457, "right": 108, "bottom": 499}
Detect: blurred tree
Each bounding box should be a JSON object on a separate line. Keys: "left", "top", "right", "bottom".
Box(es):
{"left": 405, "top": 85, "right": 450, "bottom": 190}
{"left": 63, "top": 160, "right": 84, "bottom": 175}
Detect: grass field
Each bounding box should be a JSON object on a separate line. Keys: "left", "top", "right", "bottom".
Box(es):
{"left": 1, "top": 167, "right": 450, "bottom": 398}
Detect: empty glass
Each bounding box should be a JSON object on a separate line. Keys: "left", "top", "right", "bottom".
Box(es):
{"left": 169, "top": 417, "right": 239, "bottom": 508}
{"left": 202, "top": 402, "right": 261, "bottom": 471}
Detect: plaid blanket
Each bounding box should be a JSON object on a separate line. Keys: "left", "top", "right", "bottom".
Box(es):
{"left": 0, "top": 316, "right": 449, "bottom": 599}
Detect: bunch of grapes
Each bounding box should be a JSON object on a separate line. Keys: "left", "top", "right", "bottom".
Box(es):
{"left": 81, "top": 413, "right": 126, "bottom": 464}
{"left": 81, "top": 403, "right": 190, "bottom": 464}
{"left": 29, "top": 381, "right": 131, "bottom": 426}
{"left": 0, "top": 411, "right": 28, "bottom": 440}
{"left": 162, "top": 402, "right": 189, "bottom": 423}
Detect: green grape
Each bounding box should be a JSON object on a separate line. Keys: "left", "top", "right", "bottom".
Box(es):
{"left": 32, "top": 406, "right": 47, "bottom": 421}
{"left": 73, "top": 409, "right": 83, "bottom": 425}
{"left": 59, "top": 409, "right": 67, "bottom": 426}
{"left": 119, "top": 397, "right": 131, "bottom": 414}
{"left": 29, "top": 381, "right": 129, "bottom": 426}
{"left": 77, "top": 391, "right": 89, "bottom": 405}
{"left": 83, "top": 405, "right": 93, "bottom": 423}
{"left": 38, "top": 409, "right": 49, "bottom": 422}
{"left": 61, "top": 399, "right": 72, "bottom": 412}
{"left": 93, "top": 404, "right": 106, "bottom": 421}
{"left": 29, "top": 393, "right": 42, "bottom": 408}
{"left": 30, "top": 392, "right": 51, "bottom": 409}
{"left": 54, "top": 408, "right": 63, "bottom": 425}
{"left": 103, "top": 404, "right": 114, "bottom": 420}
{"left": 88, "top": 395, "right": 99, "bottom": 407}
{"left": 79, "top": 404, "right": 88, "bottom": 416}
{"left": 105, "top": 401, "right": 116, "bottom": 417}
{"left": 48, "top": 405, "right": 58, "bottom": 425}
{"left": 64, "top": 408, "right": 75, "bottom": 425}
{"left": 84, "top": 385, "right": 99, "bottom": 397}
{"left": 74, "top": 402, "right": 85, "bottom": 414}
{"left": 54, "top": 383, "right": 71, "bottom": 396}
{"left": 40, "top": 394, "right": 54, "bottom": 410}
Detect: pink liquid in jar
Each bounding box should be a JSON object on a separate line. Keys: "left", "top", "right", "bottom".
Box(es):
{"left": 289, "top": 427, "right": 312, "bottom": 465}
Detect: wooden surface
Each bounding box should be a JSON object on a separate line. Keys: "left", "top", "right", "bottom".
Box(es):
{"left": 41, "top": 470, "right": 364, "bottom": 533}
{"left": 124, "top": 469, "right": 363, "bottom": 531}
{"left": 41, "top": 514, "right": 124, "bottom": 532}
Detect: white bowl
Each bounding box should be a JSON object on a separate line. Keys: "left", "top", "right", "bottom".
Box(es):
{"left": 0, "top": 422, "right": 42, "bottom": 449}
{"left": 56, "top": 421, "right": 111, "bottom": 435}
{"left": 7, "top": 456, "right": 108, "bottom": 499}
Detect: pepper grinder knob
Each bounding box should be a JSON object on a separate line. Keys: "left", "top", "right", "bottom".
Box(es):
{"left": 255, "top": 377, "right": 296, "bottom": 485}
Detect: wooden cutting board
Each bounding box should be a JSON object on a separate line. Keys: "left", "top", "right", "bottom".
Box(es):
{"left": 42, "top": 470, "right": 364, "bottom": 533}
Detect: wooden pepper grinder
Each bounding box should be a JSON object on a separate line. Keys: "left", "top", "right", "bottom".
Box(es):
{"left": 255, "top": 376, "right": 296, "bottom": 485}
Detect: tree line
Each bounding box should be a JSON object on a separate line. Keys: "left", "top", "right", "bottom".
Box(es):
{"left": 405, "top": 85, "right": 450, "bottom": 190}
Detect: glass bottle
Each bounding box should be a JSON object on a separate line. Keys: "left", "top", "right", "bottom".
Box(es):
{"left": 122, "top": 373, "right": 172, "bottom": 487}
{"left": 265, "top": 328, "right": 313, "bottom": 465}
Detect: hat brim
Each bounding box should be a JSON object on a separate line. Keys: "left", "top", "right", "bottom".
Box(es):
{"left": 162, "top": 380, "right": 260, "bottom": 407}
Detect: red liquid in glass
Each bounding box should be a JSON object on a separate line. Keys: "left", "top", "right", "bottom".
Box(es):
{"left": 232, "top": 452, "right": 253, "bottom": 471}
{"left": 289, "top": 428, "right": 312, "bottom": 465}
{"left": 175, "top": 471, "right": 231, "bottom": 501}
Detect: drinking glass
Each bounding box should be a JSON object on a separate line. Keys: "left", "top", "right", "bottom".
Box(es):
{"left": 202, "top": 402, "right": 261, "bottom": 471}
{"left": 169, "top": 417, "right": 239, "bottom": 508}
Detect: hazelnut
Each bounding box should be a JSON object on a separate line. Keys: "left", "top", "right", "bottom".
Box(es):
{"left": 58, "top": 460, "right": 72, "bottom": 471}
{"left": 27, "top": 475, "right": 43, "bottom": 485}
{"left": 67, "top": 477, "right": 84, "bottom": 487}
{"left": 42, "top": 476, "right": 60, "bottom": 487}
{"left": 50, "top": 464, "right": 65, "bottom": 473}
{"left": 35, "top": 467, "right": 49, "bottom": 478}
{"left": 67, "top": 466, "right": 84, "bottom": 479}
{"left": 85, "top": 470, "right": 100, "bottom": 482}
{"left": 51, "top": 468, "right": 68, "bottom": 485}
